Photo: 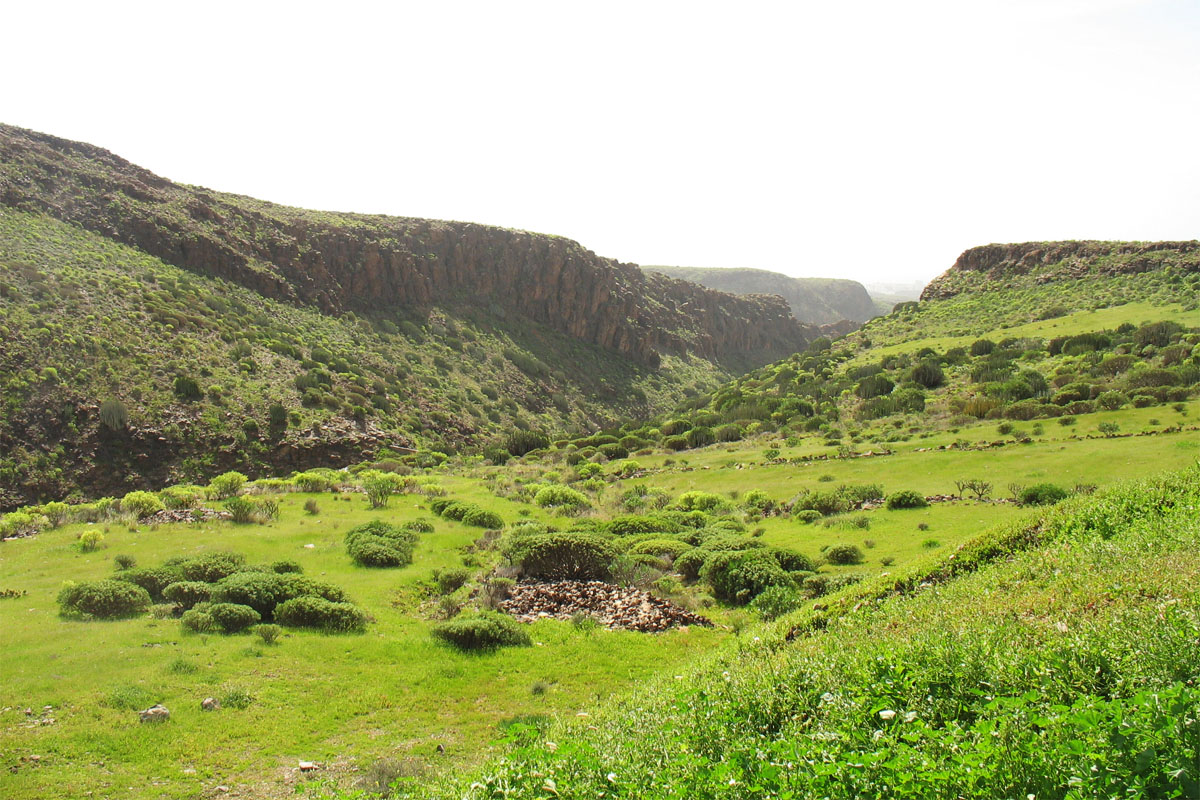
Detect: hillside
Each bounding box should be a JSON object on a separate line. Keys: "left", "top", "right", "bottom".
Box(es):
{"left": 1, "top": 233, "right": 1197, "bottom": 798}
{"left": 0, "top": 125, "right": 819, "bottom": 507}
{"left": 643, "top": 265, "right": 877, "bottom": 324}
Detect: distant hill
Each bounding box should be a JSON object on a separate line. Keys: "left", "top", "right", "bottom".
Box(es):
{"left": 642, "top": 266, "right": 877, "bottom": 324}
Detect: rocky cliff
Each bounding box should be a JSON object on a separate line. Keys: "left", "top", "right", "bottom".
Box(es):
{"left": 0, "top": 124, "right": 813, "bottom": 366}
{"left": 643, "top": 265, "right": 877, "bottom": 324}
{"left": 922, "top": 240, "right": 1200, "bottom": 301}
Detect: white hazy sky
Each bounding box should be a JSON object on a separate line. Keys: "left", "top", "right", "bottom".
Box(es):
{"left": 4, "top": 0, "right": 1198, "bottom": 286}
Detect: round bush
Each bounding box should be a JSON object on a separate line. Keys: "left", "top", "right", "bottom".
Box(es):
{"left": 1020, "top": 483, "right": 1070, "bottom": 506}
{"left": 768, "top": 547, "right": 815, "bottom": 572}
{"left": 886, "top": 490, "right": 929, "bottom": 510}
{"left": 121, "top": 490, "right": 164, "bottom": 519}
{"left": 345, "top": 520, "right": 418, "bottom": 568}
{"left": 794, "top": 509, "right": 822, "bottom": 524}
{"left": 673, "top": 491, "right": 730, "bottom": 513}
{"left": 533, "top": 485, "right": 590, "bottom": 511}
{"left": 178, "top": 552, "right": 246, "bottom": 583}
{"left": 275, "top": 596, "right": 368, "bottom": 632}
{"left": 271, "top": 560, "right": 303, "bottom": 574}
{"left": 58, "top": 579, "right": 151, "bottom": 619}
{"left": 462, "top": 507, "right": 504, "bottom": 529}
{"left": 208, "top": 471, "right": 248, "bottom": 500}
{"left": 606, "top": 514, "right": 685, "bottom": 536}
{"left": 211, "top": 572, "right": 288, "bottom": 617}
{"left": 824, "top": 543, "right": 865, "bottom": 565}
{"left": 663, "top": 436, "right": 690, "bottom": 451}
{"left": 117, "top": 566, "right": 184, "bottom": 603}
{"left": 162, "top": 581, "right": 212, "bottom": 610}
{"left": 181, "top": 608, "right": 218, "bottom": 633}
{"left": 208, "top": 602, "right": 261, "bottom": 633}
{"left": 508, "top": 533, "right": 617, "bottom": 580}
{"left": 431, "top": 611, "right": 531, "bottom": 650}
{"left": 702, "top": 550, "right": 794, "bottom": 604}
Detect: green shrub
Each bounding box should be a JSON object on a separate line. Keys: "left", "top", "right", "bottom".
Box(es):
{"left": 663, "top": 435, "right": 690, "bottom": 451}
{"left": 1096, "top": 390, "right": 1129, "bottom": 410}
{"left": 749, "top": 584, "right": 803, "bottom": 620}
{"left": 674, "top": 491, "right": 730, "bottom": 513}
{"left": 275, "top": 596, "right": 368, "bottom": 632}
{"left": 180, "top": 608, "right": 217, "bottom": 633}
{"left": 178, "top": 551, "right": 245, "bottom": 583}
{"left": 435, "top": 568, "right": 472, "bottom": 595}
{"left": 271, "top": 560, "right": 303, "bottom": 574}
{"left": 294, "top": 472, "right": 334, "bottom": 492}
{"left": 58, "top": 580, "right": 151, "bottom": 619}
{"left": 824, "top": 543, "right": 865, "bottom": 565}
{"left": 173, "top": 375, "right": 203, "bottom": 401}
{"left": 255, "top": 623, "right": 283, "bottom": 644}
{"left": 117, "top": 566, "right": 184, "bottom": 602}
{"left": 628, "top": 538, "right": 692, "bottom": 560}
{"left": 121, "top": 490, "right": 164, "bottom": 519}
{"left": 793, "top": 509, "right": 822, "bottom": 524}
{"left": 768, "top": 547, "right": 815, "bottom": 572}
{"left": 597, "top": 442, "right": 629, "bottom": 460}
{"left": 886, "top": 490, "right": 929, "bottom": 510}
{"left": 1020, "top": 483, "right": 1070, "bottom": 506}
{"left": 345, "top": 520, "right": 418, "bottom": 568}
{"left": 223, "top": 496, "right": 256, "bottom": 523}
{"left": 463, "top": 507, "right": 504, "bottom": 529}
{"left": 508, "top": 533, "right": 617, "bottom": 580}
{"left": 533, "top": 485, "right": 591, "bottom": 511}
{"left": 505, "top": 430, "right": 550, "bottom": 457}
{"left": 77, "top": 530, "right": 105, "bottom": 552}
{"left": 606, "top": 514, "right": 685, "bottom": 536}
{"left": 702, "top": 550, "right": 794, "bottom": 604}
{"left": 113, "top": 553, "right": 137, "bottom": 570}
{"left": 99, "top": 398, "right": 129, "bottom": 431}
{"left": 431, "top": 611, "right": 531, "bottom": 650}
{"left": 162, "top": 581, "right": 212, "bottom": 610}
{"left": 208, "top": 602, "right": 261, "bottom": 633}
{"left": 212, "top": 573, "right": 288, "bottom": 618}
{"left": 208, "top": 471, "right": 248, "bottom": 500}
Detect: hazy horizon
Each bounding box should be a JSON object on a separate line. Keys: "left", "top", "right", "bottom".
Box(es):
{"left": 5, "top": 1, "right": 1197, "bottom": 286}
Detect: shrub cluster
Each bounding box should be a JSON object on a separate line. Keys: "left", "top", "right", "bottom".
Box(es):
{"left": 431, "top": 498, "right": 505, "bottom": 528}
{"left": 345, "top": 520, "right": 419, "bottom": 567}
{"left": 431, "top": 611, "right": 531, "bottom": 650}
{"left": 58, "top": 579, "right": 151, "bottom": 619}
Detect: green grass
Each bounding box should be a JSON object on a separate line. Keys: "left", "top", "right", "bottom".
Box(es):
{"left": 0, "top": 494, "right": 724, "bottom": 799}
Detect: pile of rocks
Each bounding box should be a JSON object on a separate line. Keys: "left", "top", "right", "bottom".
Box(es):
{"left": 141, "top": 508, "right": 232, "bottom": 524}
{"left": 499, "top": 580, "right": 710, "bottom": 632}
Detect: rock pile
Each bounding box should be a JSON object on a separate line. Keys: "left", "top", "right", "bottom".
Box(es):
{"left": 141, "top": 508, "right": 232, "bottom": 524}
{"left": 499, "top": 580, "right": 710, "bottom": 632}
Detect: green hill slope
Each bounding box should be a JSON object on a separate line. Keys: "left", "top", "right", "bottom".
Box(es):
{"left": 411, "top": 465, "right": 1200, "bottom": 799}
{"left": 643, "top": 265, "right": 878, "bottom": 324}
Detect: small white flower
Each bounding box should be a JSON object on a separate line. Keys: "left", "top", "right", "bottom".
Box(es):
{"left": 903, "top": 711, "right": 918, "bottom": 723}
{"left": 820, "top": 692, "right": 835, "bottom": 704}
{"left": 606, "top": 773, "right": 618, "bottom": 783}
{"left": 544, "top": 740, "right": 558, "bottom": 752}
{"left": 879, "top": 709, "right": 897, "bottom": 721}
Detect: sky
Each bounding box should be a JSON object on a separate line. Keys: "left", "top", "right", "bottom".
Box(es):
{"left": 4, "top": 0, "right": 1198, "bottom": 286}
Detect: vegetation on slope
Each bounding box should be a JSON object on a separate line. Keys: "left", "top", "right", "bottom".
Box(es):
{"left": 0, "top": 209, "right": 732, "bottom": 508}
{"left": 401, "top": 466, "right": 1200, "bottom": 799}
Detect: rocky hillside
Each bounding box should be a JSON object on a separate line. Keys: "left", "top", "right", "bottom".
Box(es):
{"left": 922, "top": 240, "right": 1200, "bottom": 301}
{"left": 0, "top": 124, "right": 813, "bottom": 367}
{"left": 643, "top": 265, "right": 877, "bottom": 324}
{"left": 0, "top": 124, "right": 827, "bottom": 508}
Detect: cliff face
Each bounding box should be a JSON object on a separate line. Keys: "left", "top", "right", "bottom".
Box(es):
{"left": 922, "top": 241, "right": 1200, "bottom": 301}
{"left": 643, "top": 265, "right": 877, "bottom": 324}
{"left": 0, "top": 124, "right": 813, "bottom": 366}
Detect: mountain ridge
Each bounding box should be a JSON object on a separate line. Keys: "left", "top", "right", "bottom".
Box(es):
{"left": 0, "top": 123, "right": 814, "bottom": 368}
{"left": 643, "top": 264, "right": 878, "bottom": 324}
